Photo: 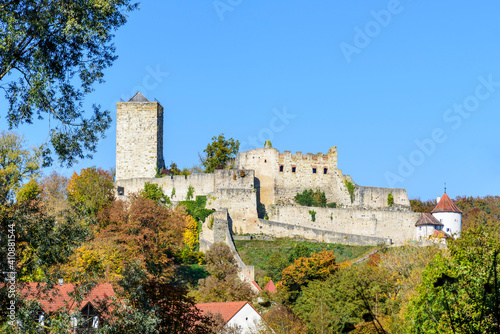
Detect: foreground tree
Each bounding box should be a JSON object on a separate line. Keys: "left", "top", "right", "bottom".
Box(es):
{"left": 0, "top": 131, "right": 42, "bottom": 205}
{"left": 67, "top": 167, "right": 114, "bottom": 216}
{"left": 201, "top": 134, "right": 240, "bottom": 173}
{"left": 196, "top": 243, "right": 254, "bottom": 303}
{"left": 0, "top": 0, "right": 137, "bottom": 166}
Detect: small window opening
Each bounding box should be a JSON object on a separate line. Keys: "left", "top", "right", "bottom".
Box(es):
{"left": 264, "top": 159, "right": 267, "bottom": 163}
{"left": 292, "top": 166, "right": 296, "bottom": 173}
{"left": 279, "top": 165, "right": 284, "bottom": 172}
{"left": 446, "top": 228, "right": 450, "bottom": 232}
{"left": 117, "top": 186, "right": 124, "bottom": 196}
{"left": 312, "top": 168, "right": 317, "bottom": 174}
{"left": 323, "top": 168, "right": 328, "bottom": 174}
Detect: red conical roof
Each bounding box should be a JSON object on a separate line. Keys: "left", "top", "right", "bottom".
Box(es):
{"left": 431, "top": 193, "right": 462, "bottom": 214}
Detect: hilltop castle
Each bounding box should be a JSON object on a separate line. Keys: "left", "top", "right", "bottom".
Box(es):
{"left": 115, "top": 93, "right": 461, "bottom": 249}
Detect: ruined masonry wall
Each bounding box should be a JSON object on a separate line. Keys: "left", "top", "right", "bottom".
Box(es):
{"left": 257, "top": 219, "right": 391, "bottom": 246}
{"left": 267, "top": 205, "right": 421, "bottom": 245}
{"left": 115, "top": 170, "right": 255, "bottom": 203}
{"left": 116, "top": 102, "right": 164, "bottom": 180}
{"left": 275, "top": 147, "right": 351, "bottom": 206}
{"left": 354, "top": 186, "right": 411, "bottom": 209}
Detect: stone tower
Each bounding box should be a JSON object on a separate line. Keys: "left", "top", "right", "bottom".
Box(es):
{"left": 116, "top": 92, "right": 165, "bottom": 180}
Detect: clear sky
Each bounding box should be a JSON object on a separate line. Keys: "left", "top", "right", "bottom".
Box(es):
{"left": 2, "top": 1, "right": 500, "bottom": 201}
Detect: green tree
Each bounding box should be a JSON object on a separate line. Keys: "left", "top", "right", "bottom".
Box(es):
{"left": 405, "top": 227, "right": 500, "bottom": 333}
{"left": 141, "top": 182, "right": 171, "bottom": 205}
{"left": 0, "top": 0, "right": 137, "bottom": 166}
{"left": 0, "top": 131, "right": 42, "bottom": 205}
{"left": 201, "top": 134, "right": 240, "bottom": 173}
{"left": 295, "top": 264, "right": 393, "bottom": 334}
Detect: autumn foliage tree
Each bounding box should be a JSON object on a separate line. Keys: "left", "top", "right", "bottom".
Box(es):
{"left": 280, "top": 250, "right": 338, "bottom": 303}
{"left": 67, "top": 167, "right": 114, "bottom": 216}
{"left": 196, "top": 243, "right": 254, "bottom": 303}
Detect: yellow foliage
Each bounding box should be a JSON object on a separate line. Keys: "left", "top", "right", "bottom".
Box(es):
{"left": 183, "top": 215, "right": 199, "bottom": 251}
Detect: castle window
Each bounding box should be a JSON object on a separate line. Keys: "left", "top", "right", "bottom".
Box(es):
{"left": 312, "top": 168, "right": 317, "bottom": 174}
{"left": 264, "top": 159, "right": 267, "bottom": 163}
{"left": 292, "top": 166, "right": 296, "bottom": 173}
{"left": 323, "top": 168, "right": 328, "bottom": 174}
{"left": 279, "top": 165, "right": 284, "bottom": 172}
{"left": 117, "top": 186, "right": 124, "bottom": 196}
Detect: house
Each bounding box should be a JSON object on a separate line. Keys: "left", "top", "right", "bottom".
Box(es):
{"left": 196, "top": 301, "right": 263, "bottom": 333}
{"left": 415, "top": 192, "right": 462, "bottom": 240}
{"left": 415, "top": 213, "right": 444, "bottom": 240}
{"left": 16, "top": 282, "right": 115, "bottom": 331}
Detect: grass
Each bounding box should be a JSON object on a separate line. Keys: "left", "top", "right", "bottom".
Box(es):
{"left": 234, "top": 238, "right": 376, "bottom": 285}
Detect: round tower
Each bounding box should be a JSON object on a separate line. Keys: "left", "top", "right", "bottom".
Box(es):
{"left": 431, "top": 193, "right": 462, "bottom": 237}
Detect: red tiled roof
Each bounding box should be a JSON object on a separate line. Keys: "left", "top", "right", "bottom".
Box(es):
{"left": 263, "top": 280, "right": 277, "bottom": 293}
{"left": 251, "top": 281, "right": 262, "bottom": 291}
{"left": 433, "top": 229, "right": 451, "bottom": 239}
{"left": 415, "top": 213, "right": 444, "bottom": 227}
{"left": 432, "top": 193, "right": 462, "bottom": 214}
{"left": 17, "top": 283, "right": 115, "bottom": 312}
{"left": 196, "top": 301, "right": 253, "bottom": 323}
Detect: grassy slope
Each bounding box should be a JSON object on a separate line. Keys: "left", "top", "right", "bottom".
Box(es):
{"left": 234, "top": 239, "right": 376, "bottom": 284}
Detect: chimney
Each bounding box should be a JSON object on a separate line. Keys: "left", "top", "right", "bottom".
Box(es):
{"left": 58, "top": 278, "right": 64, "bottom": 285}
{"left": 437, "top": 196, "right": 441, "bottom": 203}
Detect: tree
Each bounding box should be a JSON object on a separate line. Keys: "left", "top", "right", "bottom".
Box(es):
{"left": 280, "top": 250, "right": 338, "bottom": 303}
{"left": 404, "top": 227, "right": 500, "bottom": 333}
{"left": 67, "top": 167, "right": 114, "bottom": 216}
{"left": 201, "top": 134, "right": 240, "bottom": 173}
{"left": 252, "top": 304, "right": 307, "bottom": 334}
{"left": 195, "top": 243, "right": 254, "bottom": 303}
{"left": 0, "top": 0, "right": 138, "bottom": 166}
{"left": 0, "top": 131, "right": 42, "bottom": 205}
{"left": 294, "top": 264, "right": 393, "bottom": 334}
{"left": 39, "top": 171, "right": 70, "bottom": 220}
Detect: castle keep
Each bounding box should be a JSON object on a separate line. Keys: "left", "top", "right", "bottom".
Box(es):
{"left": 115, "top": 94, "right": 436, "bottom": 247}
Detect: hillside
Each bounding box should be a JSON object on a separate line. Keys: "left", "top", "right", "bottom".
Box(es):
{"left": 234, "top": 238, "right": 375, "bottom": 286}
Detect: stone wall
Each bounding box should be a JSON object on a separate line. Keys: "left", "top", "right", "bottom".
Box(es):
{"left": 115, "top": 170, "right": 255, "bottom": 203}
{"left": 267, "top": 205, "right": 420, "bottom": 245}
{"left": 116, "top": 101, "right": 165, "bottom": 180}
{"left": 256, "top": 219, "right": 391, "bottom": 246}
{"left": 211, "top": 188, "right": 259, "bottom": 232}
{"left": 353, "top": 186, "right": 411, "bottom": 210}
{"left": 236, "top": 148, "right": 278, "bottom": 206}
{"left": 235, "top": 146, "right": 411, "bottom": 210}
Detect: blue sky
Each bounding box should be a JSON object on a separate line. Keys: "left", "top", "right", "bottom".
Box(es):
{"left": 2, "top": 1, "right": 500, "bottom": 200}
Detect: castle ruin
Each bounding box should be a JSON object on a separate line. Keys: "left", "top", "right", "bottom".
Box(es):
{"left": 115, "top": 93, "right": 423, "bottom": 249}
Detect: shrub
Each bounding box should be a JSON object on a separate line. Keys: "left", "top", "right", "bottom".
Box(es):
{"left": 295, "top": 189, "right": 327, "bottom": 207}
{"left": 387, "top": 193, "right": 394, "bottom": 207}
{"left": 344, "top": 180, "right": 355, "bottom": 203}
